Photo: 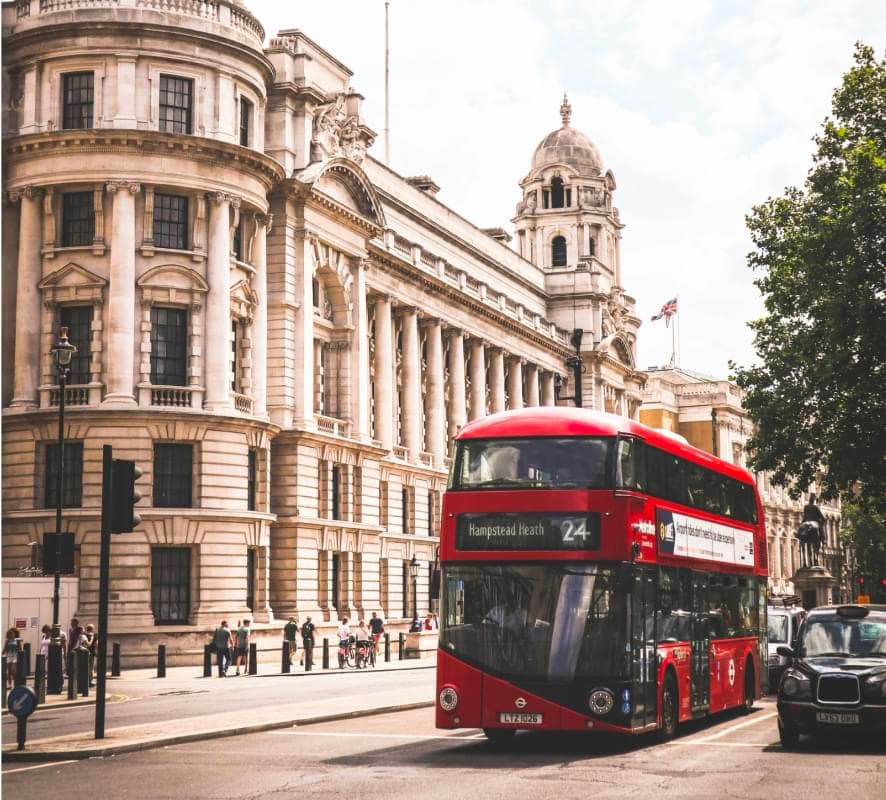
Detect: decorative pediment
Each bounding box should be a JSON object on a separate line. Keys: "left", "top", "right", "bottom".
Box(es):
{"left": 39, "top": 262, "right": 107, "bottom": 306}
{"left": 137, "top": 264, "right": 209, "bottom": 307}
{"left": 231, "top": 279, "right": 259, "bottom": 321}
{"left": 295, "top": 158, "right": 386, "bottom": 233}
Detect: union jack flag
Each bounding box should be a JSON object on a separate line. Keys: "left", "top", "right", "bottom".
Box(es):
{"left": 650, "top": 297, "right": 678, "bottom": 326}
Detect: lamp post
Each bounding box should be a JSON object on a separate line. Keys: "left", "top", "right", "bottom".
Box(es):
{"left": 48, "top": 327, "right": 77, "bottom": 694}
{"left": 409, "top": 554, "right": 420, "bottom": 632}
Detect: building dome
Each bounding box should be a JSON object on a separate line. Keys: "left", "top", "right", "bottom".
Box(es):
{"left": 530, "top": 95, "right": 603, "bottom": 176}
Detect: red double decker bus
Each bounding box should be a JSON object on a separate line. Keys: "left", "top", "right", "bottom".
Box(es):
{"left": 436, "top": 407, "right": 767, "bottom": 742}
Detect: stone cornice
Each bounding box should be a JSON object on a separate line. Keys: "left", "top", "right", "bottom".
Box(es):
{"left": 3, "top": 130, "right": 286, "bottom": 191}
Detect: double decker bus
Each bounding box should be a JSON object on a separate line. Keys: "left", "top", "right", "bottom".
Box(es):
{"left": 436, "top": 407, "right": 767, "bottom": 742}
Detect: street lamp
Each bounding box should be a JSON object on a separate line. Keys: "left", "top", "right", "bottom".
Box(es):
{"left": 48, "top": 327, "right": 77, "bottom": 694}
{"left": 409, "top": 554, "right": 420, "bottom": 632}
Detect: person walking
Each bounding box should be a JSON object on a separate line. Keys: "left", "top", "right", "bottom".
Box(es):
{"left": 84, "top": 623, "right": 98, "bottom": 685}
{"left": 213, "top": 621, "right": 233, "bottom": 677}
{"left": 355, "top": 620, "right": 372, "bottom": 668}
{"left": 39, "top": 624, "right": 52, "bottom": 659}
{"left": 301, "top": 616, "right": 315, "bottom": 671}
{"left": 337, "top": 617, "right": 351, "bottom": 669}
{"left": 234, "top": 619, "right": 251, "bottom": 676}
{"left": 283, "top": 617, "right": 298, "bottom": 665}
{"left": 5, "top": 628, "right": 21, "bottom": 689}
{"left": 369, "top": 611, "right": 385, "bottom": 656}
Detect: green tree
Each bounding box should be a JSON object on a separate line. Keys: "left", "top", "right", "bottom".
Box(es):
{"left": 841, "top": 499, "right": 886, "bottom": 595}
{"left": 732, "top": 43, "right": 886, "bottom": 512}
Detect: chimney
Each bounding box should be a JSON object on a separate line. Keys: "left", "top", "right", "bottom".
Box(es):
{"left": 482, "top": 227, "right": 513, "bottom": 244}
{"left": 405, "top": 175, "right": 440, "bottom": 196}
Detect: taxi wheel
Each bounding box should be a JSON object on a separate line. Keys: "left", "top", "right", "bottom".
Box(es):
{"left": 778, "top": 716, "right": 800, "bottom": 749}
{"left": 484, "top": 728, "right": 516, "bottom": 747}
{"left": 659, "top": 674, "right": 678, "bottom": 740}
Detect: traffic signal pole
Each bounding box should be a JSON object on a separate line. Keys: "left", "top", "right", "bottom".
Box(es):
{"left": 95, "top": 445, "right": 113, "bottom": 739}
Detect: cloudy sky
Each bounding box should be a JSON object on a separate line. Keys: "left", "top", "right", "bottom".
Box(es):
{"left": 250, "top": 0, "right": 884, "bottom": 378}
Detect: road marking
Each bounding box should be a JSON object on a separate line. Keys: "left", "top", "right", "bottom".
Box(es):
{"left": 271, "top": 731, "right": 486, "bottom": 741}
{"left": 670, "top": 711, "right": 777, "bottom": 745}
{"left": 667, "top": 741, "right": 771, "bottom": 748}
{"left": 4, "top": 760, "right": 77, "bottom": 774}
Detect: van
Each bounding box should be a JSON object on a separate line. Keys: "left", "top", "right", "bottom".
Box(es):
{"left": 767, "top": 605, "right": 806, "bottom": 688}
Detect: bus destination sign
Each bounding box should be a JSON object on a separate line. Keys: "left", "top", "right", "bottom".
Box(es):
{"left": 456, "top": 513, "right": 600, "bottom": 551}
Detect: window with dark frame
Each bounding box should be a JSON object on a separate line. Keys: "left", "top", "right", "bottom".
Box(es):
{"left": 231, "top": 319, "right": 239, "bottom": 392}
{"left": 247, "top": 448, "right": 257, "bottom": 511}
{"left": 552, "top": 235, "right": 567, "bottom": 267}
{"left": 246, "top": 548, "right": 256, "bottom": 611}
{"left": 401, "top": 487, "right": 410, "bottom": 534}
{"left": 150, "top": 306, "right": 188, "bottom": 386}
{"left": 60, "top": 305, "right": 93, "bottom": 385}
{"left": 151, "top": 547, "right": 191, "bottom": 625}
{"left": 233, "top": 219, "right": 243, "bottom": 262}
{"left": 153, "top": 443, "right": 193, "bottom": 508}
{"left": 428, "top": 490, "right": 435, "bottom": 536}
{"left": 62, "top": 72, "right": 94, "bottom": 130}
{"left": 44, "top": 442, "right": 84, "bottom": 508}
{"left": 332, "top": 552, "right": 341, "bottom": 611}
{"left": 153, "top": 194, "right": 188, "bottom": 250}
{"left": 239, "top": 97, "right": 252, "bottom": 147}
{"left": 331, "top": 465, "right": 342, "bottom": 520}
{"left": 551, "top": 177, "right": 565, "bottom": 208}
{"left": 62, "top": 192, "right": 95, "bottom": 247}
{"left": 402, "top": 561, "right": 410, "bottom": 618}
{"left": 159, "top": 75, "right": 193, "bottom": 134}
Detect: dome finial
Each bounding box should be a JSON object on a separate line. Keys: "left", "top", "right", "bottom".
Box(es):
{"left": 560, "top": 93, "right": 572, "bottom": 127}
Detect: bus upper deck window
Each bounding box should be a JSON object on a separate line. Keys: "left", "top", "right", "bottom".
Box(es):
{"left": 617, "top": 438, "right": 645, "bottom": 490}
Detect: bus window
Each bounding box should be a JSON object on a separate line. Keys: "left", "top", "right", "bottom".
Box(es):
{"left": 616, "top": 437, "right": 645, "bottom": 490}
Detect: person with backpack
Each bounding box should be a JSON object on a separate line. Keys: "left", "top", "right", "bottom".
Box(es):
{"left": 234, "top": 619, "right": 251, "bottom": 676}
{"left": 213, "top": 621, "right": 233, "bottom": 677}
{"left": 283, "top": 617, "right": 299, "bottom": 665}
{"left": 301, "top": 616, "right": 315, "bottom": 671}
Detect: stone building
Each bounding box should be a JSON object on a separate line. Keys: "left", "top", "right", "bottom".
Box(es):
{"left": 640, "top": 368, "right": 852, "bottom": 603}
{"left": 1, "top": 0, "right": 643, "bottom": 656}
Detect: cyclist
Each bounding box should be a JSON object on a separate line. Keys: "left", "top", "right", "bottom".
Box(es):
{"left": 337, "top": 617, "right": 351, "bottom": 669}
{"left": 355, "top": 620, "right": 373, "bottom": 668}
{"left": 369, "top": 611, "right": 385, "bottom": 656}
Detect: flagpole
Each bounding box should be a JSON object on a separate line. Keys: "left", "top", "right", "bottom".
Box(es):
{"left": 671, "top": 307, "right": 677, "bottom": 368}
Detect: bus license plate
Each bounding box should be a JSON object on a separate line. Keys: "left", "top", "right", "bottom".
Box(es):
{"left": 499, "top": 712, "right": 542, "bottom": 725}
{"left": 816, "top": 712, "right": 859, "bottom": 725}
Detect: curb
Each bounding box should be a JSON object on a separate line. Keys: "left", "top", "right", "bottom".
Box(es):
{"left": 1, "top": 700, "right": 435, "bottom": 762}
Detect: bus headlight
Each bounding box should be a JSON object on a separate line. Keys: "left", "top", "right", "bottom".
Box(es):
{"left": 439, "top": 686, "right": 459, "bottom": 711}
{"left": 588, "top": 688, "right": 614, "bottom": 715}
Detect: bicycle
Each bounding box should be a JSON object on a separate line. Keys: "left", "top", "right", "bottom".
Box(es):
{"left": 337, "top": 636, "right": 356, "bottom": 668}
{"left": 355, "top": 639, "right": 375, "bottom": 669}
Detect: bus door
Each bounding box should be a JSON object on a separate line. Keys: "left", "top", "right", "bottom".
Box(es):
{"left": 689, "top": 571, "right": 710, "bottom": 714}
{"left": 630, "top": 565, "right": 657, "bottom": 728}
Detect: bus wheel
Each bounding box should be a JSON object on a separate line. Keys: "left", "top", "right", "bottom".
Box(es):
{"left": 483, "top": 728, "right": 516, "bottom": 746}
{"left": 741, "top": 662, "right": 755, "bottom": 714}
{"left": 659, "top": 674, "right": 678, "bottom": 740}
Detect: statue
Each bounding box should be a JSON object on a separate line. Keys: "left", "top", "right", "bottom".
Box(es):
{"left": 797, "top": 493, "right": 826, "bottom": 568}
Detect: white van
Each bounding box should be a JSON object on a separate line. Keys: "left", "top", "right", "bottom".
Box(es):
{"left": 767, "top": 605, "right": 806, "bottom": 687}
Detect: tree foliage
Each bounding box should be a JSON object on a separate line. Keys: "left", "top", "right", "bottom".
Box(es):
{"left": 732, "top": 43, "right": 886, "bottom": 512}
{"left": 841, "top": 498, "right": 886, "bottom": 590}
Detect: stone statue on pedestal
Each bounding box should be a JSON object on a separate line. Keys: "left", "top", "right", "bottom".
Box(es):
{"left": 797, "top": 494, "right": 826, "bottom": 568}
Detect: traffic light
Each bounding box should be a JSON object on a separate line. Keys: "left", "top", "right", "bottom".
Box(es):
{"left": 110, "top": 458, "right": 143, "bottom": 533}
{"left": 858, "top": 575, "right": 866, "bottom": 592}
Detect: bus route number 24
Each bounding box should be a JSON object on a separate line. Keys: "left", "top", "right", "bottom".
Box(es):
{"left": 560, "top": 516, "right": 590, "bottom": 543}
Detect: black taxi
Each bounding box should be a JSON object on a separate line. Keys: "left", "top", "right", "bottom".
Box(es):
{"left": 776, "top": 604, "right": 886, "bottom": 747}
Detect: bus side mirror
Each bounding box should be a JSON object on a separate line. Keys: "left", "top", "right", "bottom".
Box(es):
{"left": 776, "top": 645, "right": 795, "bottom": 659}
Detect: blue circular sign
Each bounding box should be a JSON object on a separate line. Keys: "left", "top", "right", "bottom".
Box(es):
{"left": 7, "top": 685, "right": 37, "bottom": 718}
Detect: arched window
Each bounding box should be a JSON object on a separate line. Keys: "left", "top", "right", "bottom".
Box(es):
{"left": 551, "top": 177, "right": 565, "bottom": 208}
{"left": 552, "top": 236, "right": 567, "bottom": 267}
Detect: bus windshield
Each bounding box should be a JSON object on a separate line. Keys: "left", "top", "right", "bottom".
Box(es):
{"left": 441, "top": 562, "right": 631, "bottom": 680}
{"left": 450, "top": 437, "right": 614, "bottom": 490}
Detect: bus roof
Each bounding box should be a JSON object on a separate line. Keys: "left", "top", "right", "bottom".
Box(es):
{"left": 456, "top": 406, "right": 756, "bottom": 485}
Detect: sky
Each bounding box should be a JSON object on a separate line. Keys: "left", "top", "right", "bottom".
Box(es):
{"left": 249, "top": 0, "right": 885, "bottom": 379}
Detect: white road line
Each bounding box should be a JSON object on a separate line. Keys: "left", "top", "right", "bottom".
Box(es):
{"left": 271, "top": 731, "right": 485, "bottom": 741}
{"left": 4, "top": 760, "right": 77, "bottom": 774}
{"left": 667, "top": 741, "right": 771, "bottom": 748}
{"left": 672, "top": 711, "right": 777, "bottom": 745}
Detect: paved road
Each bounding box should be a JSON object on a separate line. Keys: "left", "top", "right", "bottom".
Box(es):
{"left": 5, "top": 697, "right": 884, "bottom": 799}
{"left": 1, "top": 666, "right": 435, "bottom": 742}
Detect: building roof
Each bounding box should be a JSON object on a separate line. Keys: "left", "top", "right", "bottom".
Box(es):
{"left": 530, "top": 95, "right": 603, "bottom": 177}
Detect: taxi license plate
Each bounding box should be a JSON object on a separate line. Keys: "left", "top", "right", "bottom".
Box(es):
{"left": 816, "top": 711, "right": 859, "bottom": 725}
{"left": 498, "top": 712, "right": 542, "bottom": 725}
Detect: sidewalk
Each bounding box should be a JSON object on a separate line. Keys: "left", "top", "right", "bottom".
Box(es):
{"left": 2, "top": 658, "right": 436, "bottom": 762}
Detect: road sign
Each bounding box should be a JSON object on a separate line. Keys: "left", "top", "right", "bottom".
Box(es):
{"left": 856, "top": 594, "right": 871, "bottom": 604}
{"left": 8, "top": 684, "right": 37, "bottom": 751}
{"left": 43, "top": 531, "right": 75, "bottom": 574}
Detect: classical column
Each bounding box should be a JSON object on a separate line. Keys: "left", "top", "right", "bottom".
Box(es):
{"left": 423, "top": 319, "right": 446, "bottom": 464}
{"left": 372, "top": 294, "right": 394, "bottom": 449}
{"left": 204, "top": 193, "right": 234, "bottom": 410}
{"left": 292, "top": 231, "right": 315, "bottom": 428}
{"left": 10, "top": 187, "right": 42, "bottom": 408}
{"left": 525, "top": 364, "right": 540, "bottom": 407}
{"left": 398, "top": 307, "right": 422, "bottom": 459}
{"left": 104, "top": 181, "right": 140, "bottom": 406}
{"left": 447, "top": 328, "right": 467, "bottom": 438}
{"left": 540, "top": 370, "right": 556, "bottom": 406}
{"left": 468, "top": 339, "right": 486, "bottom": 421}
{"left": 488, "top": 348, "right": 506, "bottom": 414}
{"left": 251, "top": 213, "right": 270, "bottom": 417}
{"left": 349, "top": 259, "right": 371, "bottom": 441}
{"left": 506, "top": 357, "right": 523, "bottom": 410}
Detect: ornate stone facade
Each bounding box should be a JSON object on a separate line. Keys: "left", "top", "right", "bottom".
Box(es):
{"left": 639, "top": 368, "right": 852, "bottom": 603}
{"left": 2, "top": 2, "right": 646, "bottom": 657}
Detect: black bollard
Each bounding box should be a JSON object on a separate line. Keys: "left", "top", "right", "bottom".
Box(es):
{"left": 1, "top": 657, "right": 6, "bottom": 708}
{"left": 384, "top": 632, "right": 391, "bottom": 663}
{"left": 111, "top": 642, "right": 121, "bottom": 677}
{"left": 322, "top": 637, "right": 329, "bottom": 670}
{"left": 157, "top": 644, "right": 166, "bottom": 678}
{"left": 47, "top": 642, "right": 63, "bottom": 695}
{"left": 305, "top": 640, "right": 313, "bottom": 672}
{"left": 23, "top": 642, "right": 31, "bottom": 678}
{"left": 248, "top": 642, "right": 257, "bottom": 675}
{"left": 77, "top": 649, "right": 89, "bottom": 697}
{"left": 15, "top": 652, "right": 26, "bottom": 687}
{"left": 67, "top": 650, "right": 76, "bottom": 700}
{"left": 34, "top": 654, "right": 46, "bottom": 705}
{"left": 398, "top": 632, "right": 405, "bottom": 661}
{"left": 282, "top": 640, "right": 290, "bottom": 673}
{"left": 203, "top": 644, "right": 212, "bottom": 678}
